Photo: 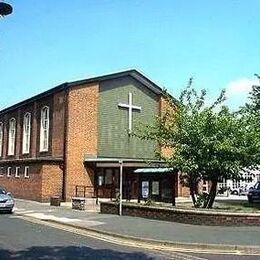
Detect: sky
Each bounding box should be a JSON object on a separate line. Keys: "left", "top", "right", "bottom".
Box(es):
{"left": 0, "top": 0, "right": 259, "bottom": 110}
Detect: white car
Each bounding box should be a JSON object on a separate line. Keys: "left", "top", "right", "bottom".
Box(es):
{"left": 230, "top": 184, "right": 255, "bottom": 196}
{"left": 0, "top": 187, "right": 14, "bottom": 214}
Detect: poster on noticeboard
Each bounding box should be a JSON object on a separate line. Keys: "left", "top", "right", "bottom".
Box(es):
{"left": 142, "top": 181, "right": 149, "bottom": 198}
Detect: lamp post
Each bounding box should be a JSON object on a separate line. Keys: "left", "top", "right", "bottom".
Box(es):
{"left": 119, "top": 160, "right": 123, "bottom": 216}
{"left": 0, "top": 2, "right": 13, "bottom": 17}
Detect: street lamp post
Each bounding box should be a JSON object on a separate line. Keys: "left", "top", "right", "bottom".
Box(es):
{"left": 0, "top": 2, "right": 13, "bottom": 17}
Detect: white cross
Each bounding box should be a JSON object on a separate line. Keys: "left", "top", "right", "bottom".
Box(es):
{"left": 118, "top": 92, "right": 142, "bottom": 133}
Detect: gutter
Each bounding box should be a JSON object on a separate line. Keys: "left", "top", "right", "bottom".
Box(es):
{"left": 62, "top": 84, "right": 69, "bottom": 201}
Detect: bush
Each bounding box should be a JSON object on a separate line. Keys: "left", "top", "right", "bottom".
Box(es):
{"left": 195, "top": 192, "right": 209, "bottom": 208}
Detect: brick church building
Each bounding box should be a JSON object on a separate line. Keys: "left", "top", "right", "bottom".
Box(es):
{"left": 0, "top": 70, "right": 189, "bottom": 202}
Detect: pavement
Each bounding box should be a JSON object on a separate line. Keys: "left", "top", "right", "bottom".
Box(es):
{"left": 13, "top": 198, "right": 260, "bottom": 254}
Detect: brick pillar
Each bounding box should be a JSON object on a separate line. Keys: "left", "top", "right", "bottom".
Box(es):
{"left": 31, "top": 102, "right": 38, "bottom": 158}
{"left": 16, "top": 108, "right": 21, "bottom": 159}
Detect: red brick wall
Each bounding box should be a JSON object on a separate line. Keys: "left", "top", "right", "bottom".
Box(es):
{"left": 159, "top": 97, "right": 190, "bottom": 197}
{"left": 177, "top": 172, "right": 190, "bottom": 197}
{"left": 52, "top": 91, "right": 66, "bottom": 158}
{"left": 41, "top": 163, "right": 63, "bottom": 202}
{"left": 0, "top": 90, "right": 66, "bottom": 202}
{"left": 0, "top": 91, "right": 65, "bottom": 161}
{"left": 65, "top": 83, "right": 99, "bottom": 200}
{"left": 101, "top": 202, "right": 260, "bottom": 226}
{"left": 0, "top": 164, "right": 42, "bottom": 201}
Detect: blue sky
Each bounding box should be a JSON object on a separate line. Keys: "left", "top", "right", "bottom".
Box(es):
{"left": 0, "top": 0, "right": 259, "bottom": 109}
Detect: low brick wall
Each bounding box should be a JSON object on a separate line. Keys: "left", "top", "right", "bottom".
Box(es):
{"left": 100, "top": 202, "right": 260, "bottom": 226}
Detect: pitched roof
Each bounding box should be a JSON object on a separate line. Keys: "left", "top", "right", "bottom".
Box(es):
{"left": 0, "top": 69, "right": 164, "bottom": 115}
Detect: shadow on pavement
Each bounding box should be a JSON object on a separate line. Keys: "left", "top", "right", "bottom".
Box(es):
{"left": 0, "top": 246, "right": 155, "bottom": 259}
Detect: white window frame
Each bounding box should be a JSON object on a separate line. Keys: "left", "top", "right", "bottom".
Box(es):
{"left": 15, "top": 167, "right": 20, "bottom": 178}
{"left": 24, "top": 166, "right": 29, "bottom": 178}
{"left": 22, "top": 113, "right": 31, "bottom": 154}
{"left": 0, "top": 122, "right": 3, "bottom": 157}
{"left": 7, "top": 167, "right": 12, "bottom": 177}
{"left": 8, "top": 118, "right": 16, "bottom": 156}
{"left": 40, "top": 106, "right": 50, "bottom": 152}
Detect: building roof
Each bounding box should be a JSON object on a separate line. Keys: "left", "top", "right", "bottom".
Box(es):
{"left": 84, "top": 156, "right": 167, "bottom": 168}
{"left": 0, "top": 69, "right": 164, "bottom": 115}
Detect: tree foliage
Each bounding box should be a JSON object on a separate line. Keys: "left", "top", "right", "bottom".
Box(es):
{"left": 137, "top": 78, "right": 260, "bottom": 208}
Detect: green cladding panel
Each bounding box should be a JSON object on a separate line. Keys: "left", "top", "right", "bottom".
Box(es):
{"left": 98, "top": 76, "right": 158, "bottom": 159}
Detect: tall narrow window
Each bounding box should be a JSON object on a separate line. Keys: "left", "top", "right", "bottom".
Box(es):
{"left": 0, "top": 167, "right": 4, "bottom": 177}
{"left": 22, "top": 113, "right": 31, "bottom": 154}
{"left": 7, "top": 167, "right": 11, "bottom": 177}
{"left": 15, "top": 167, "right": 20, "bottom": 178}
{"left": 0, "top": 122, "right": 3, "bottom": 157}
{"left": 24, "top": 166, "right": 29, "bottom": 178}
{"left": 8, "top": 118, "right": 16, "bottom": 156}
{"left": 40, "top": 106, "right": 49, "bottom": 152}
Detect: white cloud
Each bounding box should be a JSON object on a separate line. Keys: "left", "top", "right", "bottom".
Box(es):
{"left": 224, "top": 77, "right": 259, "bottom": 109}
{"left": 226, "top": 78, "right": 259, "bottom": 97}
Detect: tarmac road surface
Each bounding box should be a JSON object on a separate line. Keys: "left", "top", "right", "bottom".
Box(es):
{"left": 0, "top": 213, "right": 259, "bottom": 260}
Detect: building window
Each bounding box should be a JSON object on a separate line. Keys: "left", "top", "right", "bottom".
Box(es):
{"left": 0, "top": 122, "right": 3, "bottom": 157}
{"left": 22, "top": 113, "right": 31, "bottom": 154}
{"left": 24, "top": 166, "right": 29, "bottom": 178}
{"left": 15, "top": 167, "right": 20, "bottom": 178}
{"left": 40, "top": 106, "right": 49, "bottom": 152}
{"left": 7, "top": 167, "right": 12, "bottom": 177}
{"left": 8, "top": 118, "right": 16, "bottom": 156}
{"left": 0, "top": 167, "right": 4, "bottom": 177}
{"left": 105, "top": 169, "right": 113, "bottom": 185}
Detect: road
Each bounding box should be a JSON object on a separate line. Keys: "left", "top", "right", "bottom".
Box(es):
{"left": 0, "top": 213, "right": 258, "bottom": 260}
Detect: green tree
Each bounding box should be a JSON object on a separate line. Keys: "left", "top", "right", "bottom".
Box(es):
{"left": 138, "top": 79, "right": 259, "bottom": 208}
{"left": 240, "top": 74, "right": 260, "bottom": 168}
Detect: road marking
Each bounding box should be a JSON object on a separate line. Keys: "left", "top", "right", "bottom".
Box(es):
{"left": 25, "top": 213, "right": 81, "bottom": 223}
{"left": 14, "top": 207, "right": 25, "bottom": 211}
{"left": 14, "top": 210, "right": 35, "bottom": 214}
{"left": 14, "top": 211, "right": 105, "bottom": 227}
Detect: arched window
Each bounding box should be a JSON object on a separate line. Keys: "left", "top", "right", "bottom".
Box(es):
{"left": 40, "top": 106, "right": 49, "bottom": 152}
{"left": 22, "top": 112, "right": 31, "bottom": 154}
{"left": 0, "top": 122, "right": 3, "bottom": 157}
{"left": 8, "top": 118, "right": 16, "bottom": 156}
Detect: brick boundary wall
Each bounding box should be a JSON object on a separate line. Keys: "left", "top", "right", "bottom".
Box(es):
{"left": 100, "top": 202, "right": 260, "bottom": 226}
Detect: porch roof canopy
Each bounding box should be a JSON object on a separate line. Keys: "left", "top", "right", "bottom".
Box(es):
{"left": 84, "top": 156, "right": 166, "bottom": 168}
{"left": 134, "top": 168, "right": 175, "bottom": 174}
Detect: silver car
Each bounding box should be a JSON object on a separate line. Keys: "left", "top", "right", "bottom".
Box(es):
{"left": 0, "top": 187, "right": 14, "bottom": 214}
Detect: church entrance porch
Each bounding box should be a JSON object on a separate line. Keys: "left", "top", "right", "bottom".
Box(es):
{"left": 84, "top": 157, "right": 178, "bottom": 205}
{"left": 135, "top": 168, "right": 178, "bottom": 204}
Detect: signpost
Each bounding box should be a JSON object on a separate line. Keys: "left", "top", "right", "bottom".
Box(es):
{"left": 119, "top": 160, "right": 123, "bottom": 216}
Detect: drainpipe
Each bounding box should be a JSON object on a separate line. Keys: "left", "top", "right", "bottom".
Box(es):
{"left": 62, "top": 85, "right": 69, "bottom": 201}
{"left": 119, "top": 160, "right": 123, "bottom": 216}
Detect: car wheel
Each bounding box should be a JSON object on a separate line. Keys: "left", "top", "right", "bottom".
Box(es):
{"left": 6, "top": 209, "right": 13, "bottom": 214}
{"left": 232, "top": 190, "right": 238, "bottom": 195}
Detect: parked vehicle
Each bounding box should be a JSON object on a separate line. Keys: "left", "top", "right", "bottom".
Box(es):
{"left": 0, "top": 187, "right": 14, "bottom": 213}
{"left": 247, "top": 182, "right": 260, "bottom": 203}
{"left": 230, "top": 183, "right": 255, "bottom": 196}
